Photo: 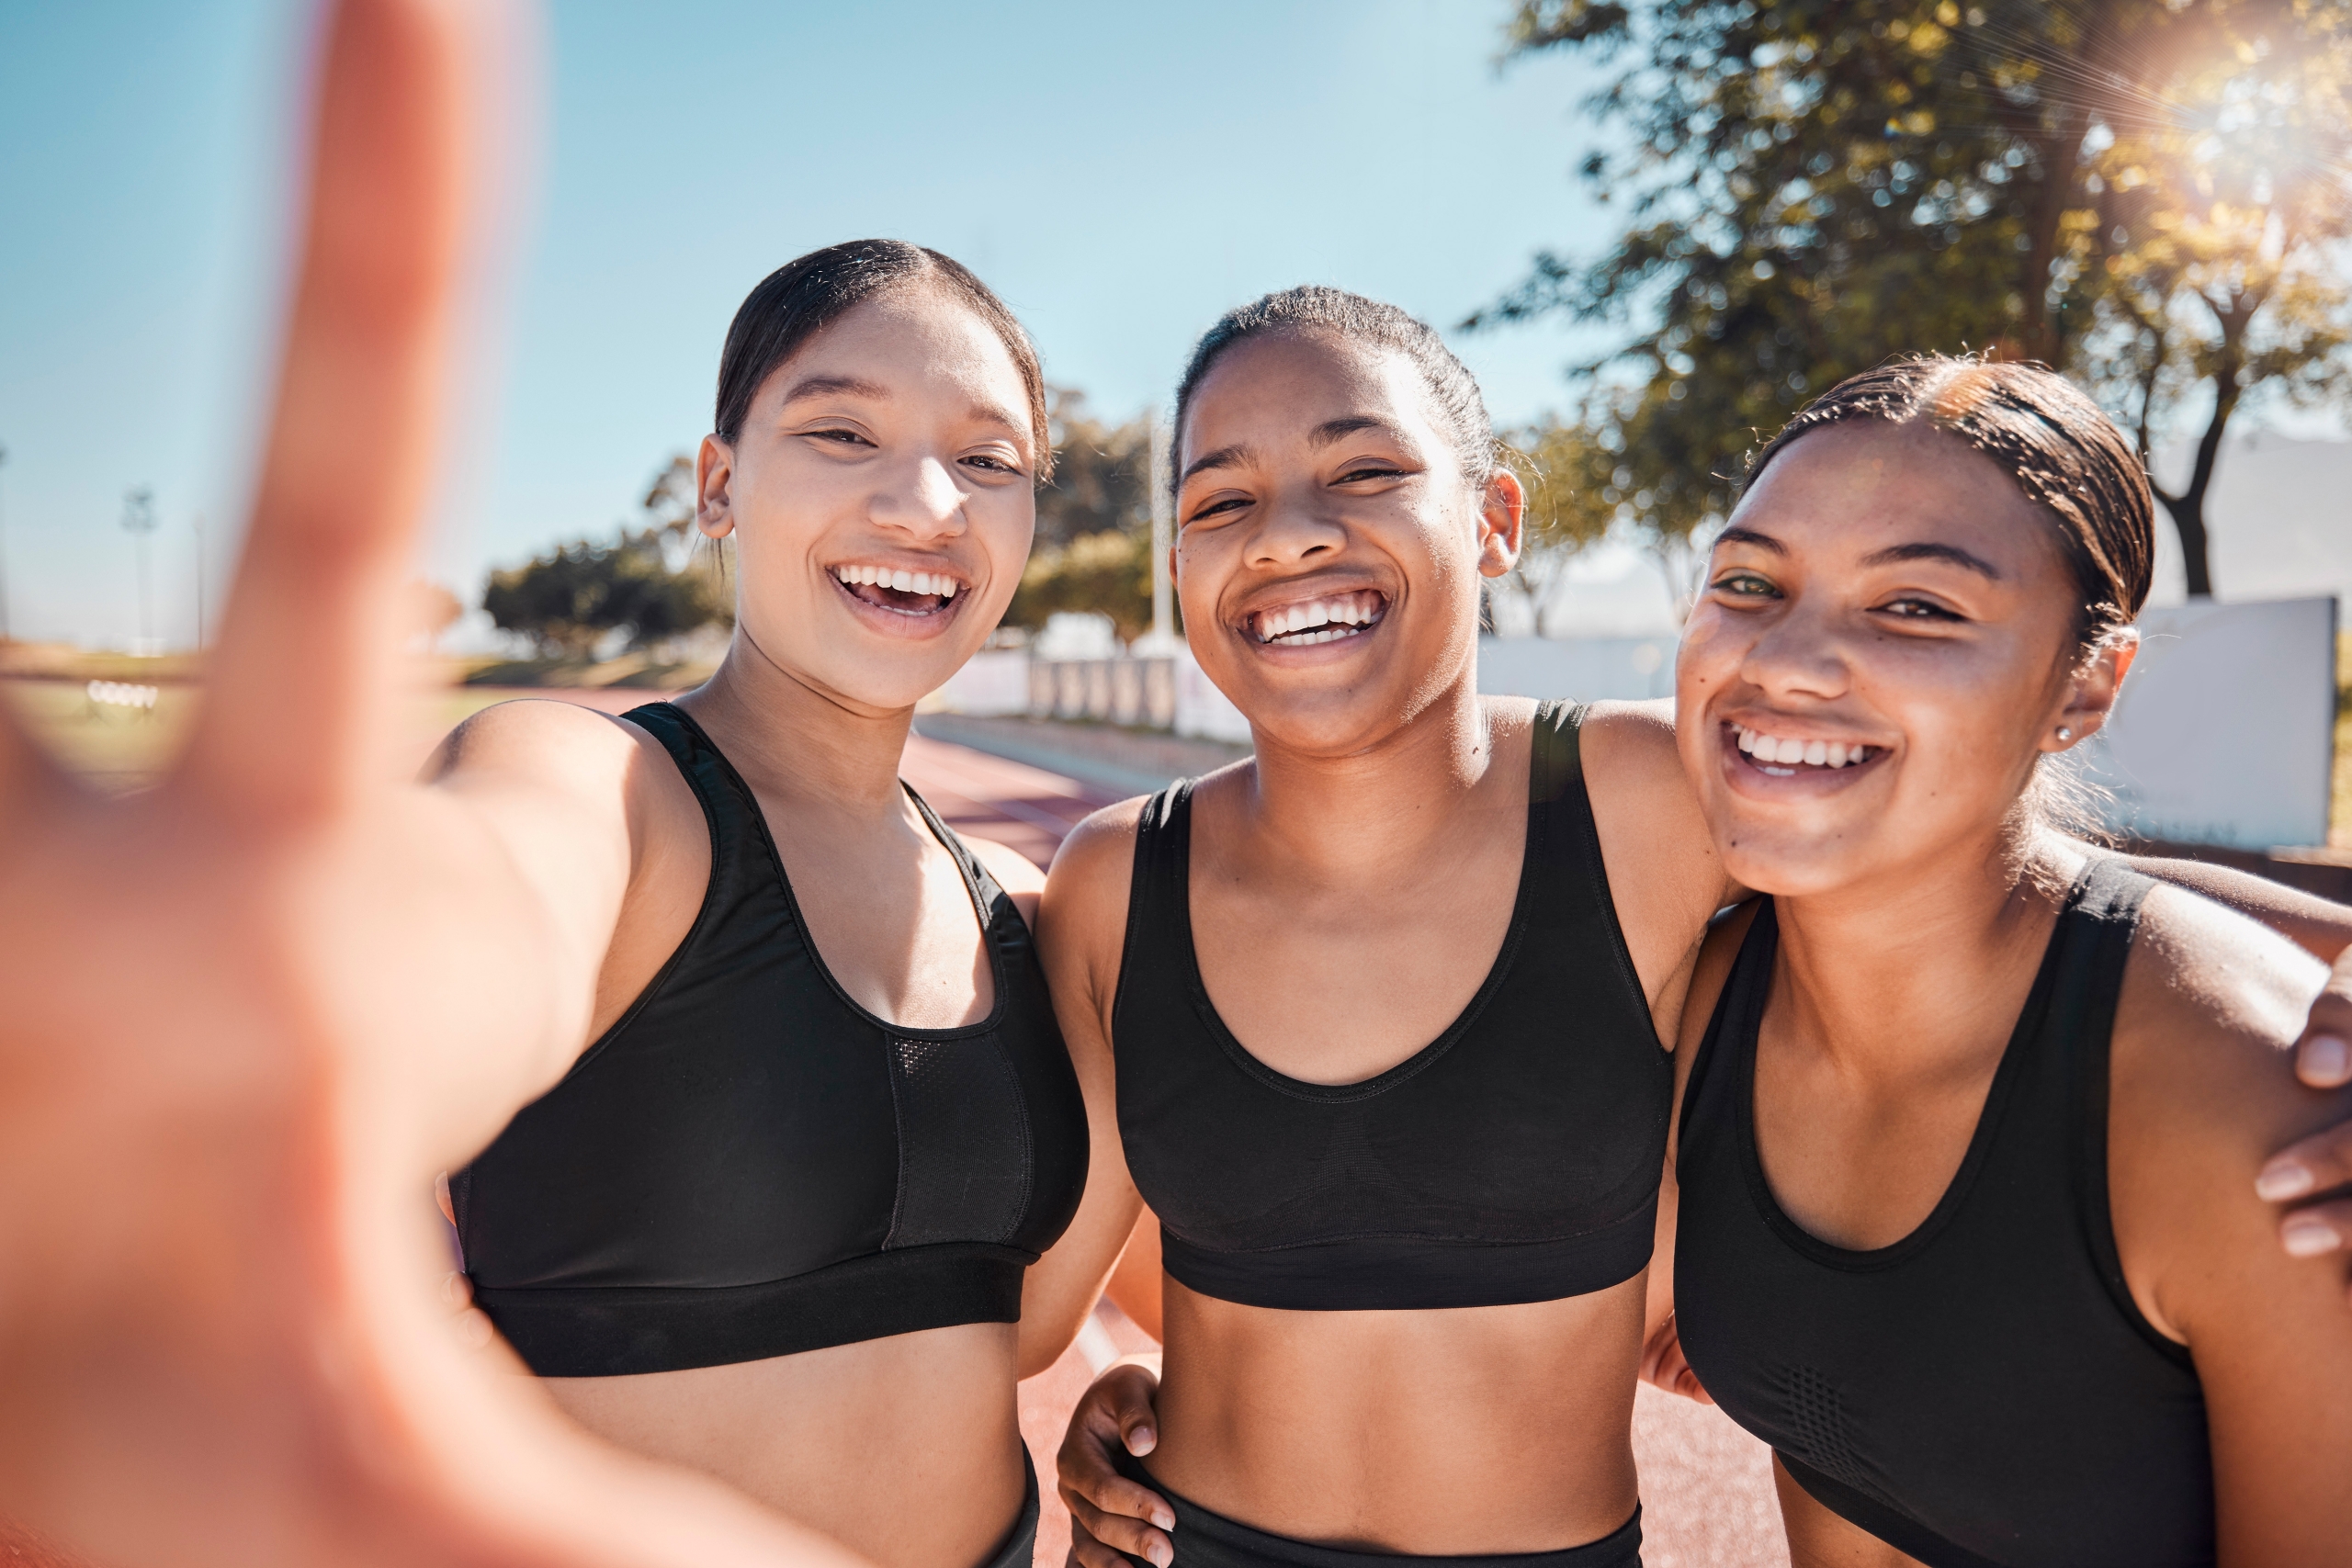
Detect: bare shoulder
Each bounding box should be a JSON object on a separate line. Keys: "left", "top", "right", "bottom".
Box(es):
{"left": 429, "top": 697, "right": 656, "bottom": 795}
{"left": 427, "top": 698, "right": 702, "bottom": 872}
{"left": 1569, "top": 697, "right": 1732, "bottom": 1006}
{"left": 1577, "top": 697, "right": 1713, "bottom": 863}
{"left": 1036, "top": 793, "right": 1154, "bottom": 1036}
{"left": 2112, "top": 884, "right": 2348, "bottom": 1328}
{"left": 1668, "top": 900, "right": 1764, "bottom": 1146}
{"left": 2109, "top": 883, "right": 2352, "bottom": 1555}
{"left": 2120, "top": 883, "right": 2331, "bottom": 1100}
{"left": 1578, "top": 697, "right": 1679, "bottom": 771}
{"left": 1043, "top": 794, "right": 1151, "bottom": 927}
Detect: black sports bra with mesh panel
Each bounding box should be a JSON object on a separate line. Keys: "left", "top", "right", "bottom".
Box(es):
{"left": 1674, "top": 859, "right": 2213, "bottom": 1568}
{"left": 1111, "top": 700, "right": 1673, "bottom": 1313}
{"left": 452, "top": 702, "right": 1089, "bottom": 1377}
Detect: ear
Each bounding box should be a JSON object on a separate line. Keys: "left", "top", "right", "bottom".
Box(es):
{"left": 696, "top": 434, "right": 737, "bottom": 539}
{"left": 2042, "top": 629, "right": 2140, "bottom": 753}
{"left": 1477, "top": 468, "right": 1526, "bottom": 580}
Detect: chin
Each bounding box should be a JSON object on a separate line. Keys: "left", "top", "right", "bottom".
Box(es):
{"left": 1718, "top": 827, "right": 1880, "bottom": 899}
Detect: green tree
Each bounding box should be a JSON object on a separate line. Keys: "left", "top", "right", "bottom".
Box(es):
{"left": 641, "top": 453, "right": 698, "bottom": 539}
{"left": 1038, "top": 389, "right": 1152, "bottom": 550}
{"left": 1483, "top": 0, "right": 2352, "bottom": 600}
{"left": 2069, "top": 3, "right": 2352, "bottom": 592}
{"left": 1005, "top": 530, "right": 1156, "bottom": 643}
{"left": 482, "top": 529, "right": 728, "bottom": 660}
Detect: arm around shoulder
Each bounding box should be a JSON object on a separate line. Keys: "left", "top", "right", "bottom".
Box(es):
{"left": 1014, "top": 797, "right": 1151, "bottom": 1376}
{"left": 2109, "top": 888, "right": 2352, "bottom": 1565}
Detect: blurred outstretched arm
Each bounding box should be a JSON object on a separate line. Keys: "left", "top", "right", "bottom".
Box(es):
{"left": 0, "top": 3, "right": 864, "bottom": 1564}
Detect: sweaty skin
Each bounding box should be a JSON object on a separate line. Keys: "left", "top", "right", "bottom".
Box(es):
{"left": 428, "top": 288, "right": 1141, "bottom": 1568}
{"left": 1051, "top": 342, "right": 2352, "bottom": 1568}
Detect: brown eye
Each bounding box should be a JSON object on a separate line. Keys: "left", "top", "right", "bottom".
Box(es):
{"left": 1880, "top": 596, "right": 1960, "bottom": 621}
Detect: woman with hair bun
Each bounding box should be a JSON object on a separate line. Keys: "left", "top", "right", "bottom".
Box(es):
{"left": 1050, "top": 304, "right": 2352, "bottom": 1568}
{"left": 430, "top": 239, "right": 1139, "bottom": 1568}
{"left": 1659, "top": 356, "right": 2352, "bottom": 1566}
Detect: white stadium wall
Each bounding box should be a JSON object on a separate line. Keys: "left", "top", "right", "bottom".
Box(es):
{"left": 2076, "top": 596, "right": 2338, "bottom": 850}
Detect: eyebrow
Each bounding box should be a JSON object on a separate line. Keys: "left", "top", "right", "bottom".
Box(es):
{"left": 1178, "top": 415, "right": 1410, "bottom": 489}
{"left": 1860, "top": 541, "right": 2005, "bottom": 580}
{"left": 1181, "top": 443, "right": 1254, "bottom": 486}
{"left": 965, "top": 399, "right": 1028, "bottom": 437}
{"left": 780, "top": 374, "right": 890, "bottom": 404}
{"left": 1713, "top": 525, "right": 1785, "bottom": 554}
{"left": 1309, "top": 415, "right": 1405, "bottom": 448}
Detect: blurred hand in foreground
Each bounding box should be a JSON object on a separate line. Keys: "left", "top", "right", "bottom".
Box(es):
{"left": 0, "top": 3, "right": 862, "bottom": 1563}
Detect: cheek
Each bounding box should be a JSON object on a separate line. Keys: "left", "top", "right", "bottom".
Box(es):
{"left": 972, "top": 491, "right": 1036, "bottom": 570}
{"left": 1865, "top": 638, "right": 2054, "bottom": 789}
{"left": 1673, "top": 613, "right": 1747, "bottom": 694}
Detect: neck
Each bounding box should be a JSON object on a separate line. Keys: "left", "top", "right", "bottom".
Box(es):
{"left": 1767, "top": 820, "right": 2071, "bottom": 1081}
{"left": 679, "top": 627, "right": 916, "bottom": 820}
{"left": 1235, "top": 665, "right": 1499, "bottom": 877}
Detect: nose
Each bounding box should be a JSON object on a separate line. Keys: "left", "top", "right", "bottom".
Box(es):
{"left": 1737, "top": 593, "right": 1853, "bottom": 704}
{"left": 1245, "top": 481, "right": 1346, "bottom": 570}
{"left": 871, "top": 453, "right": 967, "bottom": 540}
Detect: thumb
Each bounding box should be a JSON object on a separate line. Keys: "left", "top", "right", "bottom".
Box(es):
{"left": 1116, "top": 1383, "right": 1159, "bottom": 1456}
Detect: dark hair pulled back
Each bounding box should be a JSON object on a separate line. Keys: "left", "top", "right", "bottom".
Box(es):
{"left": 713, "top": 239, "right": 1053, "bottom": 481}
{"left": 1171, "top": 285, "right": 1498, "bottom": 495}
{"left": 1748, "top": 356, "right": 2153, "bottom": 647}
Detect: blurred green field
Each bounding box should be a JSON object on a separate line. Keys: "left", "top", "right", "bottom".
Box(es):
{"left": 0, "top": 677, "right": 685, "bottom": 794}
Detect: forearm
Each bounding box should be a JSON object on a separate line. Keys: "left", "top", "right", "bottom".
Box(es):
{"left": 2116, "top": 852, "right": 2352, "bottom": 963}
{"left": 1103, "top": 1209, "right": 1166, "bottom": 1342}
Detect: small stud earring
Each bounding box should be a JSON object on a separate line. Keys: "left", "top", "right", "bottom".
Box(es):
{"left": 2055, "top": 726, "right": 2074, "bottom": 742}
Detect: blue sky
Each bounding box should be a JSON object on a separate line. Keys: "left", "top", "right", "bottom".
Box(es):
{"left": 0, "top": 0, "right": 1626, "bottom": 649}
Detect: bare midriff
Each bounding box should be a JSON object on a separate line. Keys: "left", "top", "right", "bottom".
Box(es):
{"left": 542, "top": 1321, "right": 1023, "bottom": 1568}
{"left": 1149, "top": 1275, "right": 1646, "bottom": 1554}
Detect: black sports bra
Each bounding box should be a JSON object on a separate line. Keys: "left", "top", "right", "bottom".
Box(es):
{"left": 1674, "top": 860, "right": 2212, "bottom": 1568}
{"left": 453, "top": 702, "right": 1090, "bottom": 1377}
{"left": 1111, "top": 700, "right": 1672, "bottom": 1313}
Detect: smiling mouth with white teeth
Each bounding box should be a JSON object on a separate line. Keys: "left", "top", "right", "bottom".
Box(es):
{"left": 1734, "top": 724, "right": 1883, "bottom": 774}
{"left": 1247, "top": 591, "right": 1387, "bottom": 647}
{"left": 832, "top": 563, "right": 964, "bottom": 615}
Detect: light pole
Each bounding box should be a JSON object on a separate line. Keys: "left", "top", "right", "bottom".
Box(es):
{"left": 121, "top": 487, "right": 157, "bottom": 655}
{"left": 1147, "top": 409, "right": 1173, "bottom": 649}
{"left": 0, "top": 443, "right": 11, "bottom": 644}
{"left": 192, "top": 513, "right": 206, "bottom": 649}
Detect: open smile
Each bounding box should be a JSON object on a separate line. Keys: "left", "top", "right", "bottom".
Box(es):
{"left": 1723, "top": 720, "right": 1889, "bottom": 788}
{"left": 830, "top": 561, "right": 968, "bottom": 622}
{"left": 1241, "top": 589, "right": 1388, "bottom": 649}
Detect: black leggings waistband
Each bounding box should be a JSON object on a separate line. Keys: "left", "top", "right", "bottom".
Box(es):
{"left": 979, "top": 1446, "right": 1041, "bottom": 1568}
{"left": 1111, "top": 1452, "right": 1641, "bottom": 1568}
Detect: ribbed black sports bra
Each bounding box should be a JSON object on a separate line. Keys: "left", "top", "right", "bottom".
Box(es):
{"left": 1112, "top": 700, "right": 1673, "bottom": 1314}
{"left": 1675, "top": 859, "right": 2212, "bottom": 1568}
{"left": 454, "top": 702, "right": 1090, "bottom": 1378}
